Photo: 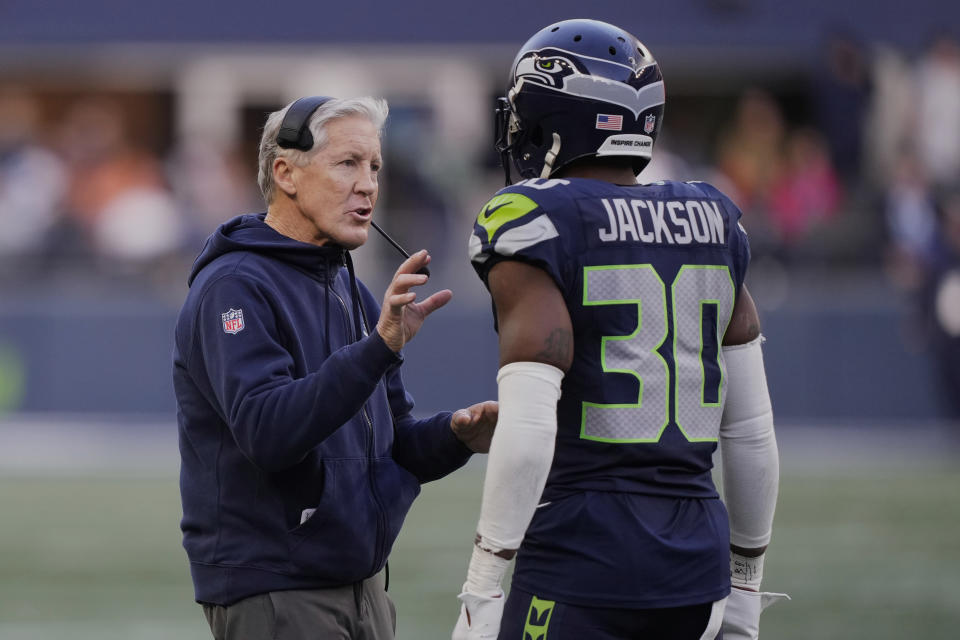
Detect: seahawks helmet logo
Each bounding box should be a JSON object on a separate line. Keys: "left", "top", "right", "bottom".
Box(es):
{"left": 512, "top": 47, "right": 665, "bottom": 118}
{"left": 514, "top": 50, "right": 585, "bottom": 88}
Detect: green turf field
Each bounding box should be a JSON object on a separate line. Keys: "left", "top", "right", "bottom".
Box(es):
{"left": 1, "top": 460, "right": 958, "bottom": 639}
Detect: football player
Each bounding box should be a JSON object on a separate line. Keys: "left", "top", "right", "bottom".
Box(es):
{"left": 453, "top": 19, "right": 787, "bottom": 640}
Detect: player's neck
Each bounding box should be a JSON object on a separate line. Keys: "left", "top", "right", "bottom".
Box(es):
{"left": 554, "top": 162, "right": 637, "bottom": 186}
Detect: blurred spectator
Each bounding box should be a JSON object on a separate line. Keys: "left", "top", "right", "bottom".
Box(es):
{"left": 167, "top": 139, "right": 261, "bottom": 242}
{"left": 863, "top": 45, "right": 914, "bottom": 192}
{"left": 0, "top": 87, "right": 67, "bottom": 277}
{"left": 768, "top": 128, "right": 841, "bottom": 247}
{"left": 883, "top": 152, "right": 939, "bottom": 290}
{"left": 713, "top": 89, "right": 786, "bottom": 257}
{"left": 714, "top": 88, "right": 785, "bottom": 211}
{"left": 924, "top": 192, "right": 960, "bottom": 418}
{"left": 811, "top": 33, "right": 872, "bottom": 187}
{"left": 915, "top": 34, "right": 960, "bottom": 192}
{"left": 57, "top": 98, "right": 186, "bottom": 273}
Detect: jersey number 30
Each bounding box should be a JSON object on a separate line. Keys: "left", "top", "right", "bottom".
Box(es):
{"left": 581, "top": 264, "right": 735, "bottom": 444}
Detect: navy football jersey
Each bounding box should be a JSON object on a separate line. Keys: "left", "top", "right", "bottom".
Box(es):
{"left": 469, "top": 176, "right": 750, "bottom": 607}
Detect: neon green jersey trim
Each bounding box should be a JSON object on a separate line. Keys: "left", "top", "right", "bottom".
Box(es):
{"left": 476, "top": 193, "right": 539, "bottom": 241}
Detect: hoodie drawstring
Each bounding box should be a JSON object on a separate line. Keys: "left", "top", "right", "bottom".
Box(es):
{"left": 321, "top": 251, "right": 363, "bottom": 354}
{"left": 323, "top": 275, "right": 332, "bottom": 356}
{"left": 344, "top": 251, "right": 365, "bottom": 341}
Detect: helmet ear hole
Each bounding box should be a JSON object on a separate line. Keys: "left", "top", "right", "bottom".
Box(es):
{"left": 530, "top": 124, "right": 544, "bottom": 147}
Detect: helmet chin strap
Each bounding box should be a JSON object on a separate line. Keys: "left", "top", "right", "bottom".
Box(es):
{"left": 540, "top": 133, "right": 562, "bottom": 179}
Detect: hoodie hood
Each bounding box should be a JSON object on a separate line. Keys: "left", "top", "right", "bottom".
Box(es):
{"left": 188, "top": 213, "right": 346, "bottom": 286}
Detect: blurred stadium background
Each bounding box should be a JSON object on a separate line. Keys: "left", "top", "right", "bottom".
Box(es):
{"left": 1, "top": 0, "right": 959, "bottom": 638}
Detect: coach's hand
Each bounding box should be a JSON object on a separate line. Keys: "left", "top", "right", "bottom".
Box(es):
{"left": 377, "top": 250, "right": 452, "bottom": 352}
{"left": 452, "top": 585, "right": 505, "bottom": 640}
{"left": 721, "top": 586, "right": 790, "bottom": 640}
{"left": 451, "top": 401, "right": 498, "bottom": 453}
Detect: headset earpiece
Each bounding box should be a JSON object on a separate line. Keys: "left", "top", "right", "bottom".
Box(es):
{"left": 276, "top": 96, "right": 334, "bottom": 150}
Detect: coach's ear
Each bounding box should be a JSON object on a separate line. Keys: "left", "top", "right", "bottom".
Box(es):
{"left": 273, "top": 156, "right": 297, "bottom": 197}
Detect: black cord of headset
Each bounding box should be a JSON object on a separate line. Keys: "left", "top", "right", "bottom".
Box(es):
{"left": 370, "top": 221, "right": 430, "bottom": 277}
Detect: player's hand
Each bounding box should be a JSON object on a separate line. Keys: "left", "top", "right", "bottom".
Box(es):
{"left": 376, "top": 250, "right": 452, "bottom": 352}
{"left": 451, "top": 401, "right": 498, "bottom": 453}
{"left": 452, "top": 585, "right": 505, "bottom": 640}
{"left": 721, "top": 586, "right": 790, "bottom": 640}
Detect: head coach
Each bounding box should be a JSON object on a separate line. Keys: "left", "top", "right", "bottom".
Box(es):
{"left": 173, "top": 96, "right": 497, "bottom": 640}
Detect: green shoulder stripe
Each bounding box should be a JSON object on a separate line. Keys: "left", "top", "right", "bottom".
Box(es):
{"left": 476, "top": 192, "right": 540, "bottom": 240}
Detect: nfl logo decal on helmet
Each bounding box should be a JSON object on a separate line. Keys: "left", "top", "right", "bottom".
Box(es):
{"left": 644, "top": 113, "right": 657, "bottom": 134}
{"left": 221, "top": 308, "right": 245, "bottom": 334}
{"left": 494, "top": 19, "right": 666, "bottom": 183}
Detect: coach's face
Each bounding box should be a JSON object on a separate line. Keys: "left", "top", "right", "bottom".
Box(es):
{"left": 287, "top": 114, "right": 381, "bottom": 250}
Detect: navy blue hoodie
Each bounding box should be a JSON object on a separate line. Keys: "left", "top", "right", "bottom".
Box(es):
{"left": 173, "top": 214, "right": 472, "bottom": 605}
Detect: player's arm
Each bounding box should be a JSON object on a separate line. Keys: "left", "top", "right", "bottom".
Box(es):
{"left": 723, "top": 284, "right": 761, "bottom": 348}
{"left": 490, "top": 260, "right": 574, "bottom": 369}
{"left": 719, "top": 284, "right": 789, "bottom": 639}
{"left": 721, "top": 285, "right": 774, "bottom": 563}
{"left": 453, "top": 260, "right": 570, "bottom": 640}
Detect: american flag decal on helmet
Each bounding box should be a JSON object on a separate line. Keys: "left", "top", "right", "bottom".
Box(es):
{"left": 596, "top": 114, "right": 623, "bottom": 131}
{"left": 221, "top": 308, "right": 245, "bottom": 334}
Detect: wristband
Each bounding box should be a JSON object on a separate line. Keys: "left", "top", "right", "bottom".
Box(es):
{"left": 731, "top": 552, "right": 764, "bottom": 591}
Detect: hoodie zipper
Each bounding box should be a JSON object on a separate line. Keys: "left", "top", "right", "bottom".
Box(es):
{"left": 330, "top": 280, "right": 387, "bottom": 577}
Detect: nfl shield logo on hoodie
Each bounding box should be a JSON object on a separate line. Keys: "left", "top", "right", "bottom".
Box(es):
{"left": 221, "top": 308, "right": 245, "bottom": 334}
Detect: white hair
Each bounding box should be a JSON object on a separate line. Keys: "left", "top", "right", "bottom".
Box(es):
{"left": 257, "top": 96, "right": 389, "bottom": 204}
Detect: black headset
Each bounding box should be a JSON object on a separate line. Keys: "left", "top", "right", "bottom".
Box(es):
{"left": 276, "top": 96, "right": 333, "bottom": 150}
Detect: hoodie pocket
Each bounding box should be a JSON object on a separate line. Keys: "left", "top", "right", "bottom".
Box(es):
{"left": 285, "top": 458, "right": 379, "bottom": 584}
{"left": 283, "top": 456, "right": 423, "bottom": 583}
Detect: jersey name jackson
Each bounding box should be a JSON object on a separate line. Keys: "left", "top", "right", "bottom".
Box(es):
{"left": 596, "top": 197, "right": 726, "bottom": 246}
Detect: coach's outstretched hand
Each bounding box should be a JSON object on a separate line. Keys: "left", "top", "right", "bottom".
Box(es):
{"left": 377, "top": 250, "right": 452, "bottom": 353}
{"left": 452, "top": 585, "right": 505, "bottom": 640}
{"left": 451, "top": 401, "right": 498, "bottom": 453}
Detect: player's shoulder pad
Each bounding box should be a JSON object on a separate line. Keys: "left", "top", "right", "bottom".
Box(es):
{"left": 474, "top": 178, "right": 574, "bottom": 243}
{"left": 475, "top": 186, "right": 541, "bottom": 243}
{"left": 471, "top": 178, "right": 579, "bottom": 265}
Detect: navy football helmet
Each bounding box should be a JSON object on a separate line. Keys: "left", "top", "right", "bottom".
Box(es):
{"left": 495, "top": 19, "right": 665, "bottom": 183}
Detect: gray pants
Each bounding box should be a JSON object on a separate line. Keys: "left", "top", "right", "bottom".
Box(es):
{"left": 202, "top": 572, "right": 396, "bottom": 640}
